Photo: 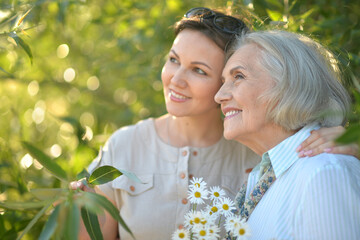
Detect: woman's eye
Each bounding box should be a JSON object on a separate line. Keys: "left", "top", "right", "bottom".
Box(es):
{"left": 169, "top": 57, "right": 179, "bottom": 64}
{"left": 234, "top": 73, "right": 245, "bottom": 80}
{"left": 194, "top": 68, "right": 207, "bottom": 75}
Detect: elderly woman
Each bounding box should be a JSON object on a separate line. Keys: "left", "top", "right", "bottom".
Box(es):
{"left": 215, "top": 30, "right": 360, "bottom": 239}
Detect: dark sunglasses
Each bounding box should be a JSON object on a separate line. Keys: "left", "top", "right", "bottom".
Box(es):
{"left": 184, "top": 7, "right": 246, "bottom": 34}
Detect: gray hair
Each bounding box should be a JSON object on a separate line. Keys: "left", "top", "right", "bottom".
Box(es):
{"left": 227, "top": 30, "right": 351, "bottom": 131}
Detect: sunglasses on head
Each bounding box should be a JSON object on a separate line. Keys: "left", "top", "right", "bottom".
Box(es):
{"left": 184, "top": 7, "right": 246, "bottom": 34}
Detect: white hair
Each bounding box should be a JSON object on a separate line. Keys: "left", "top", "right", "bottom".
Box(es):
{"left": 227, "top": 30, "right": 351, "bottom": 131}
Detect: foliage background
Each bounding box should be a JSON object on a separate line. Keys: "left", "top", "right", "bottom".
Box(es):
{"left": 0, "top": 0, "right": 359, "bottom": 238}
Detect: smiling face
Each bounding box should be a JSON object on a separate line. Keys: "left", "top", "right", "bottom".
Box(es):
{"left": 215, "top": 43, "right": 275, "bottom": 143}
{"left": 161, "top": 29, "right": 225, "bottom": 118}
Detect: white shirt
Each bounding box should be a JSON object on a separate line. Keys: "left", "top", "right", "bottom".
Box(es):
{"left": 246, "top": 124, "right": 360, "bottom": 240}
{"left": 88, "top": 118, "right": 260, "bottom": 240}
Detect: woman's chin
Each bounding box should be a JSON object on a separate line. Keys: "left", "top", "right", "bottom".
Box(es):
{"left": 223, "top": 130, "right": 236, "bottom": 141}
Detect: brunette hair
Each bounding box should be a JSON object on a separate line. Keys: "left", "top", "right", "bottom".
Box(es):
{"left": 174, "top": 9, "right": 249, "bottom": 51}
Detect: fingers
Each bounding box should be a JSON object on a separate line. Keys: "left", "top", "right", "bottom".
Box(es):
{"left": 298, "top": 141, "right": 335, "bottom": 157}
{"left": 329, "top": 144, "right": 360, "bottom": 158}
{"left": 297, "top": 126, "right": 345, "bottom": 157}
{"left": 69, "top": 181, "right": 85, "bottom": 190}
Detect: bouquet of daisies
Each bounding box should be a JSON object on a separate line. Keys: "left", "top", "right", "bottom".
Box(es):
{"left": 172, "top": 177, "right": 251, "bottom": 240}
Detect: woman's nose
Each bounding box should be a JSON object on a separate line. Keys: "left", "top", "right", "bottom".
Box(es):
{"left": 171, "top": 68, "right": 187, "bottom": 88}
{"left": 215, "top": 82, "right": 232, "bottom": 104}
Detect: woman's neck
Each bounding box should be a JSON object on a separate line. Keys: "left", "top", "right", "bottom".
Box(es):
{"left": 155, "top": 112, "right": 224, "bottom": 148}
{"left": 237, "top": 124, "right": 296, "bottom": 156}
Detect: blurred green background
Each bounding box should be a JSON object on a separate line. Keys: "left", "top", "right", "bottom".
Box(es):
{"left": 0, "top": 0, "right": 359, "bottom": 238}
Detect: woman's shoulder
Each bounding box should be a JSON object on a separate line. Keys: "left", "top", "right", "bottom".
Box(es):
{"left": 296, "top": 153, "right": 360, "bottom": 182}
{"left": 108, "top": 118, "right": 155, "bottom": 146}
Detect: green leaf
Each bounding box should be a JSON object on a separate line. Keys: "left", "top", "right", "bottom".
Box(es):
{"left": 336, "top": 125, "right": 360, "bottom": 144}
{"left": 81, "top": 207, "right": 104, "bottom": 240}
{"left": 39, "top": 205, "right": 61, "bottom": 240}
{"left": 0, "top": 201, "right": 48, "bottom": 210}
{"left": 88, "top": 166, "right": 143, "bottom": 186}
{"left": 59, "top": 116, "right": 85, "bottom": 142}
{"left": 9, "top": 32, "right": 33, "bottom": 64}
{"left": 299, "top": 8, "right": 316, "bottom": 20}
{"left": 75, "top": 192, "right": 104, "bottom": 216}
{"left": 85, "top": 192, "right": 134, "bottom": 238}
{"left": 88, "top": 166, "right": 122, "bottom": 185}
{"left": 64, "top": 203, "right": 80, "bottom": 240}
{"left": 77, "top": 168, "right": 90, "bottom": 181}
{"left": 266, "top": 9, "right": 282, "bottom": 21}
{"left": 30, "top": 188, "right": 67, "bottom": 201}
{"left": 22, "top": 141, "right": 68, "bottom": 181}
{"left": 0, "top": 66, "right": 13, "bottom": 77}
{"left": 16, "top": 202, "right": 51, "bottom": 240}
{"left": 119, "top": 169, "right": 143, "bottom": 183}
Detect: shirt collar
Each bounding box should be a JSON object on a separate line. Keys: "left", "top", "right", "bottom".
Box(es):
{"left": 265, "top": 123, "right": 320, "bottom": 178}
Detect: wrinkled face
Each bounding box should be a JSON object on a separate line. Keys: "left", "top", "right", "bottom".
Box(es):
{"left": 161, "top": 29, "right": 225, "bottom": 117}
{"left": 215, "top": 43, "right": 275, "bottom": 142}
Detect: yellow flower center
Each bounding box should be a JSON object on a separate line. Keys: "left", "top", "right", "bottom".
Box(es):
{"left": 195, "top": 192, "right": 201, "bottom": 198}
{"left": 200, "top": 230, "right": 206, "bottom": 236}
{"left": 239, "top": 228, "right": 245, "bottom": 235}
{"left": 179, "top": 233, "right": 185, "bottom": 238}
{"left": 214, "top": 192, "right": 220, "bottom": 197}
{"left": 201, "top": 220, "right": 207, "bottom": 225}
{"left": 223, "top": 204, "right": 229, "bottom": 210}
{"left": 195, "top": 183, "right": 200, "bottom": 188}
{"left": 211, "top": 206, "right": 218, "bottom": 212}
{"left": 194, "top": 217, "right": 201, "bottom": 224}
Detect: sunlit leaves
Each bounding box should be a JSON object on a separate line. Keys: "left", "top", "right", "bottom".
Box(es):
{"left": 0, "top": 201, "right": 49, "bottom": 210}
{"left": 9, "top": 32, "right": 33, "bottom": 64}
{"left": 84, "top": 191, "right": 134, "bottom": 238}
{"left": 16, "top": 202, "right": 52, "bottom": 240}
{"left": 39, "top": 205, "right": 60, "bottom": 240}
{"left": 22, "top": 141, "right": 68, "bottom": 181}
{"left": 88, "top": 165, "right": 143, "bottom": 186}
{"left": 15, "top": 8, "right": 32, "bottom": 28}
{"left": 30, "top": 188, "right": 67, "bottom": 201}
{"left": 80, "top": 207, "right": 103, "bottom": 240}
{"left": 336, "top": 124, "right": 360, "bottom": 144}
{"left": 64, "top": 203, "right": 80, "bottom": 240}
{"left": 88, "top": 165, "right": 122, "bottom": 185}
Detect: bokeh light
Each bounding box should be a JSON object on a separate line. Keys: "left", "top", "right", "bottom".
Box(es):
{"left": 57, "top": 44, "right": 70, "bottom": 58}
{"left": 63, "top": 68, "right": 76, "bottom": 82}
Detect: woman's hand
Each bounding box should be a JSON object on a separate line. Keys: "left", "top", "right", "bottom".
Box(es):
{"left": 69, "top": 179, "right": 94, "bottom": 192}
{"left": 297, "top": 126, "right": 359, "bottom": 158}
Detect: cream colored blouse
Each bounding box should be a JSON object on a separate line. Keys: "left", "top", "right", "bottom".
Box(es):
{"left": 88, "top": 118, "right": 260, "bottom": 240}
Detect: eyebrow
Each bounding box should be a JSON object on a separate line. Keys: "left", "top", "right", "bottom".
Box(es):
{"left": 229, "top": 65, "right": 246, "bottom": 76}
{"left": 170, "top": 49, "right": 212, "bottom": 70}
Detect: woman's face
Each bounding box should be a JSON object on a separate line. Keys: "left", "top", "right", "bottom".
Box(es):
{"left": 215, "top": 43, "right": 275, "bottom": 142}
{"left": 161, "top": 29, "right": 225, "bottom": 118}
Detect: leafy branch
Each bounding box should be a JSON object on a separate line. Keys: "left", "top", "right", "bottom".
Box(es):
{"left": 0, "top": 142, "right": 141, "bottom": 240}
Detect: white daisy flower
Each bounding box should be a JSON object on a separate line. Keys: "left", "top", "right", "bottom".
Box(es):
{"left": 184, "top": 210, "right": 205, "bottom": 229}
{"left": 216, "top": 197, "right": 236, "bottom": 218}
{"left": 224, "top": 215, "right": 242, "bottom": 233}
{"left": 209, "top": 186, "right": 226, "bottom": 203}
{"left": 205, "top": 204, "right": 220, "bottom": 221}
{"left": 188, "top": 186, "right": 209, "bottom": 205}
{"left": 193, "top": 224, "right": 219, "bottom": 240}
{"left": 207, "top": 224, "right": 220, "bottom": 239}
{"left": 200, "top": 209, "right": 218, "bottom": 227}
{"left": 189, "top": 177, "right": 207, "bottom": 190}
{"left": 172, "top": 228, "right": 190, "bottom": 240}
{"left": 232, "top": 219, "right": 251, "bottom": 240}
